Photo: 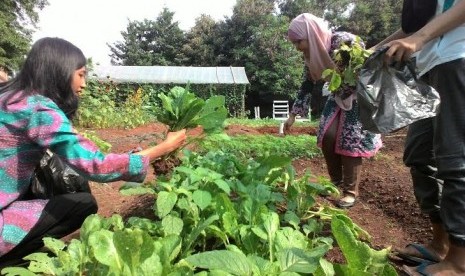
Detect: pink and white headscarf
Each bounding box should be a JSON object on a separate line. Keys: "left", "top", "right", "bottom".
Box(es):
{"left": 288, "top": 13, "right": 335, "bottom": 81}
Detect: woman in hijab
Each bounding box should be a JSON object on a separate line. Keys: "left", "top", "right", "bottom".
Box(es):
{"left": 284, "top": 13, "right": 382, "bottom": 208}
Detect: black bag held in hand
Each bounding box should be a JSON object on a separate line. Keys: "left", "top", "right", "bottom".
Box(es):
{"left": 31, "top": 151, "right": 91, "bottom": 199}
{"left": 356, "top": 47, "right": 440, "bottom": 134}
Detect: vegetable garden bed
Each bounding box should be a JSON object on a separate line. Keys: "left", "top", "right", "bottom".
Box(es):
{"left": 68, "top": 123, "right": 428, "bottom": 275}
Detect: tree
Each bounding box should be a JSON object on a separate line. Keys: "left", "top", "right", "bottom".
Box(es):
{"left": 216, "top": 0, "right": 303, "bottom": 112}
{"left": 181, "top": 15, "right": 220, "bottom": 66}
{"left": 277, "top": 0, "right": 401, "bottom": 47}
{"left": 278, "top": 0, "right": 326, "bottom": 19}
{"left": 0, "top": 0, "right": 48, "bottom": 71}
{"left": 342, "top": 0, "right": 402, "bottom": 47}
{"left": 220, "top": 0, "right": 276, "bottom": 65}
{"left": 108, "top": 7, "right": 186, "bottom": 66}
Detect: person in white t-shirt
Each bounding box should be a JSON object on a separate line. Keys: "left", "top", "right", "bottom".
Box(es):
{"left": 376, "top": 0, "right": 465, "bottom": 274}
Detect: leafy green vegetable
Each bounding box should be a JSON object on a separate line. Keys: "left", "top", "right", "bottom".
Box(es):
{"left": 185, "top": 250, "right": 253, "bottom": 275}
{"left": 321, "top": 37, "right": 372, "bottom": 93}
{"left": 157, "top": 86, "right": 227, "bottom": 133}
{"left": 331, "top": 215, "right": 397, "bottom": 275}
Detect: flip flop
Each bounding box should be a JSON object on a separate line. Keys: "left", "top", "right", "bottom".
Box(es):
{"left": 336, "top": 194, "right": 356, "bottom": 208}
{"left": 402, "top": 262, "right": 433, "bottom": 276}
{"left": 396, "top": 243, "right": 440, "bottom": 266}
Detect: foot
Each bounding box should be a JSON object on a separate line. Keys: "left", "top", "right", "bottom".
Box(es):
{"left": 396, "top": 243, "right": 443, "bottom": 265}
{"left": 336, "top": 193, "right": 356, "bottom": 208}
{"left": 402, "top": 260, "right": 465, "bottom": 276}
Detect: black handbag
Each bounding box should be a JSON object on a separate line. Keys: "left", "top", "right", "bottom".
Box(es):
{"left": 30, "top": 151, "right": 91, "bottom": 199}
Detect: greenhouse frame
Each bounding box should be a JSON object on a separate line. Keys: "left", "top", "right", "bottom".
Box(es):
{"left": 90, "top": 65, "right": 249, "bottom": 85}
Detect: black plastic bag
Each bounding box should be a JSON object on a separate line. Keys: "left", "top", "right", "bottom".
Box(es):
{"left": 356, "top": 47, "right": 440, "bottom": 133}
{"left": 31, "top": 151, "right": 91, "bottom": 199}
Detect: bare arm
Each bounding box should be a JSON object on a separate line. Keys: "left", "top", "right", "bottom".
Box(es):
{"left": 370, "top": 28, "right": 408, "bottom": 51}
{"left": 135, "top": 129, "right": 186, "bottom": 162}
{"left": 386, "top": 1, "right": 465, "bottom": 62}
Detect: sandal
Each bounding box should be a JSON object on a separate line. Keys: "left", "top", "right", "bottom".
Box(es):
{"left": 336, "top": 193, "right": 356, "bottom": 208}
{"left": 402, "top": 262, "right": 434, "bottom": 276}
{"left": 396, "top": 243, "right": 441, "bottom": 265}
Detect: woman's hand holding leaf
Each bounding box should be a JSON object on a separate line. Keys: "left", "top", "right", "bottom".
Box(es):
{"left": 165, "top": 129, "right": 187, "bottom": 152}
{"left": 135, "top": 129, "right": 187, "bottom": 162}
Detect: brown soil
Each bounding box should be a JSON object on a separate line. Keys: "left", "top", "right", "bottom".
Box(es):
{"left": 82, "top": 122, "right": 430, "bottom": 272}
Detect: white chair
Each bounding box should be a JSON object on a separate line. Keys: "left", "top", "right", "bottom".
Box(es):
{"left": 254, "top": 106, "right": 260, "bottom": 119}
{"left": 272, "top": 100, "right": 289, "bottom": 120}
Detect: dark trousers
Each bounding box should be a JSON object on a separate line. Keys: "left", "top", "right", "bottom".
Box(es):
{"left": 0, "top": 193, "right": 98, "bottom": 267}
{"left": 403, "top": 58, "right": 465, "bottom": 246}
{"left": 322, "top": 112, "right": 362, "bottom": 195}
{"left": 310, "top": 81, "right": 328, "bottom": 118}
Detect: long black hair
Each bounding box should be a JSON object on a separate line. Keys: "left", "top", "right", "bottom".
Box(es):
{"left": 0, "top": 37, "right": 87, "bottom": 119}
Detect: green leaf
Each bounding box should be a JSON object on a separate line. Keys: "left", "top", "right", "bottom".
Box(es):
{"left": 274, "top": 228, "right": 308, "bottom": 252}
{"left": 222, "top": 212, "right": 239, "bottom": 236}
{"left": 66, "top": 239, "right": 87, "bottom": 268}
{"left": 183, "top": 215, "right": 219, "bottom": 256}
{"left": 314, "top": 258, "right": 335, "bottom": 276}
{"left": 263, "top": 212, "right": 279, "bottom": 241}
{"left": 215, "top": 193, "right": 237, "bottom": 218}
{"left": 343, "top": 69, "right": 356, "bottom": 86}
{"left": 156, "top": 191, "right": 178, "bottom": 218}
{"left": 251, "top": 226, "right": 268, "bottom": 240}
{"left": 113, "top": 228, "right": 155, "bottom": 273}
{"left": 245, "top": 254, "right": 277, "bottom": 275}
{"left": 283, "top": 211, "right": 300, "bottom": 230}
{"left": 173, "top": 98, "right": 204, "bottom": 130}
{"left": 119, "top": 182, "right": 155, "bottom": 195}
{"left": 138, "top": 253, "right": 163, "bottom": 275}
{"left": 156, "top": 86, "right": 227, "bottom": 133}
{"left": 158, "top": 93, "right": 175, "bottom": 116}
{"left": 159, "top": 235, "right": 182, "bottom": 264}
{"left": 331, "top": 215, "right": 396, "bottom": 274}
{"left": 22, "top": 253, "right": 57, "bottom": 275}
{"left": 329, "top": 73, "right": 342, "bottom": 91}
{"left": 1, "top": 267, "right": 37, "bottom": 276}
{"left": 213, "top": 179, "right": 231, "bottom": 194}
{"left": 89, "top": 229, "right": 122, "bottom": 270}
{"left": 279, "top": 272, "right": 301, "bottom": 276}
{"left": 162, "top": 215, "right": 184, "bottom": 236}
{"left": 340, "top": 44, "right": 351, "bottom": 51}
{"left": 79, "top": 214, "right": 105, "bottom": 241}
{"left": 321, "top": 69, "right": 333, "bottom": 79}
{"left": 195, "top": 96, "right": 228, "bottom": 132}
{"left": 185, "top": 250, "right": 253, "bottom": 275}
{"left": 277, "top": 247, "right": 324, "bottom": 274}
{"left": 42, "top": 237, "right": 66, "bottom": 256}
{"left": 192, "top": 190, "right": 212, "bottom": 210}
{"left": 175, "top": 166, "right": 202, "bottom": 183}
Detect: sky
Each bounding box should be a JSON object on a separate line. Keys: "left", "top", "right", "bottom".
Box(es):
{"left": 32, "top": 0, "right": 237, "bottom": 65}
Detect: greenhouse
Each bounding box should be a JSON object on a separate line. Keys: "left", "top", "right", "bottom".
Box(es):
{"left": 90, "top": 65, "right": 249, "bottom": 84}
{"left": 89, "top": 65, "right": 250, "bottom": 117}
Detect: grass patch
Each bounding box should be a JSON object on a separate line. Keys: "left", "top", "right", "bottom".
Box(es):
{"left": 199, "top": 133, "right": 321, "bottom": 159}
{"left": 226, "top": 118, "right": 319, "bottom": 128}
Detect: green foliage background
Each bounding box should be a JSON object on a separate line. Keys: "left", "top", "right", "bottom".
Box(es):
{"left": 2, "top": 0, "right": 402, "bottom": 115}
{"left": 0, "top": 0, "right": 48, "bottom": 71}
{"left": 102, "top": 0, "right": 401, "bottom": 116}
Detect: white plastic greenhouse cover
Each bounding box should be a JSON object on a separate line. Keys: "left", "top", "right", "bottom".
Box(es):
{"left": 90, "top": 66, "right": 250, "bottom": 84}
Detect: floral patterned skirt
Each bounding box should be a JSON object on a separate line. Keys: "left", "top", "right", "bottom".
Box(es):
{"left": 317, "top": 95, "right": 382, "bottom": 157}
